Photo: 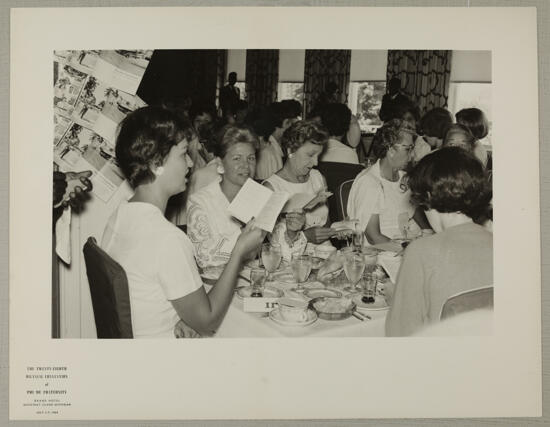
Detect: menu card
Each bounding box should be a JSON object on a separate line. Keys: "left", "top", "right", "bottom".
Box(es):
{"left": 228, "top": 179, "right": 289, "bottom": 232}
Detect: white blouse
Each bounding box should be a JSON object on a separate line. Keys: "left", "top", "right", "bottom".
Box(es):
{"left": 264, "top": 168, "right": 329, "bottom": 228}
{"left": 347, "top": 160, "right": 419, "bottom": 243}
{"left": 102, "top": 202, "right": 203, "bottom": 338}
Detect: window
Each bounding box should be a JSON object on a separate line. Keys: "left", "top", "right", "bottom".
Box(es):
{"left": 277, "top": 82, "right": 304, "bottom": 104}
{"left": 448, "top": 82, "right": 492, "bottom": 147}
{"left": 234, "top": 81, "right": 247, "bottom": 101}
{"left": 348, "top": 81, "right": 386, "bottom": 133}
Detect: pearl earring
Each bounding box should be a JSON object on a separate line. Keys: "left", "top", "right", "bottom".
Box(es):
{"left": 153, "top": 166, "right": 165, "bottom": 177}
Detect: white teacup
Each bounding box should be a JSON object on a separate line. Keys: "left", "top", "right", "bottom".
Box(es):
{"left": 278, "top": 298, "right": 308, "bottom": 322}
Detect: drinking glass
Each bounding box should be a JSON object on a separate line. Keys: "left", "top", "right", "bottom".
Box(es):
{"left": 343, "top": 251, "right": 366, "bottom": 292}
{"left": 291, "top": 254, "right": 312, "bottom": 292}
{"left": 361, "top": 271, "right": 377, "bottom": 304}
{"left": 261, "top": 243, "right": 282, "bottom": 283}
{"left": 250, "top": 268, "right": 267, "bottom": 298}
{"left": 352, "top": 229, "right": 364, "bottom": 251}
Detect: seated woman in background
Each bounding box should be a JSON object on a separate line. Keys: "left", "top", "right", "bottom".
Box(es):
{"left": 443, "top": 123, "right": 488, "bottom": 167}
{"left": 255, "top": 101, "right": 300, "bottom": 180}
{"left": 319, "top": 103, "right": 359, "bottom": 165}
{"left": 102, "top": 107, "right": 264, "bottom": 338}
{"left": 347, "top": 119, "right": 430, "bottom": 246}
{"left": 187, "top": 126, "right": 306, "bottom": 268}
{"left": 385, "top": 147, "right": 493, "bottom": 336}
{"left": 412, "top": 107, "right": 453, "bottom": 163}
{"left": 455, "top": 107, "right": 490, "bottom": 167}
{"left": 264, "top": 120, "right": 336, "bottom": 249}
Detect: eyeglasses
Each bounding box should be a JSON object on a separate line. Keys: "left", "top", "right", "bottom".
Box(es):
{"left": 395, "top": 144, "right": 415, "bottom": 153}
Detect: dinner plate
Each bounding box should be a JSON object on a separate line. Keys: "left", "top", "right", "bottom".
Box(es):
{"left": 304, "top": 288, "right": 343, "bottom": 299}
{"left": 269, "top": 307, "right": 318, "bottom": 327}
{"left": 236, "top": 286, "right": 284, "bottom": 299}
{"left": 352, "top": 294, "right": 389, "bottom": 311}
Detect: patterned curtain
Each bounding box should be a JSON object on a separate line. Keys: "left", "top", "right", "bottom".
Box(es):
{"left": 303, "top": 50, "right": 351, "bottom": 116}
{"left": 245, "top": 50, "right": 279, "bottom": 108}
{"left": 215, "top": 50, "right": 227, "bottom": 110}
{"left": 187, "top": 50, "right": 227, "bottom": 106}
{"left": 386, "top": 50, "right": 452, "bottom": 115}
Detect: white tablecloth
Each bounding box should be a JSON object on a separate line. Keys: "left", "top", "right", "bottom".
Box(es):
{"left": 215, "top": 301, "right": 387, "bottom": 338}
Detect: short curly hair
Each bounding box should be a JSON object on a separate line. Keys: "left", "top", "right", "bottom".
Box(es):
{"left": 407, "top": 146, "right": 492, "bottom": 220}
{"left": 419, "top": 107, "right": 453, "bottom": 139}
{"left": 211, "top": 125, "right": 259, "bottom": 159}
{"left": 371, "top": 119, "right": 416, "bottom": 159}
{"left": 456, "top": 108, "right": 489, "bottom": 140}
{"left": 320, "top": 103, "right": 352, "bottom": 137}
{"left": 280, "top": 120, "right": 329, "bottom": 155}
{"left": 442, "top": 124, "right": 477, "bottom": 151}
{"left": 115, "top": 106, "right": 193, "bottom": 188}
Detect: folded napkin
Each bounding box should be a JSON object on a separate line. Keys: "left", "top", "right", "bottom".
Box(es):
{"left": 55, "top": 207, "right": 71, "bottom": 264}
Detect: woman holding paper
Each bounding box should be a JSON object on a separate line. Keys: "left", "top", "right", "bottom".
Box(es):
{"left": 263, "top": 120, "right": 336, "bottom": 247}
{"left": 347, "top": 119, "right": 430, "bottom": 246}
{"left": 385, "top": 147, "right": 493, "bottom": 336}
{"left": 187, "top": 126, "right": 306, "bottom": 268}
{"left": 102, "top": 107, "right": 265, "bottom": 338}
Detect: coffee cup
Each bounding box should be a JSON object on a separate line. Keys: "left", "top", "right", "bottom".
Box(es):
{"left": 278, "top": 298, "right": 308, "bottom": 322}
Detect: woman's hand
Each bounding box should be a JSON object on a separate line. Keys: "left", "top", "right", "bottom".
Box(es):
{"left": 303, "top": 226, "right": 337, "bottom": 244}
{"left": 304, "top": 191, "right": 332, "bottom": 211}
{"left": 233, "top": 219, "right": 266, "bottom": 261}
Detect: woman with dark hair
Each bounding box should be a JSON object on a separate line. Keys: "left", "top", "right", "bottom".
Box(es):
{"left": 264, "top": 120, "right": 336, "bottom": 247}
{"left": 385, "top": 147, "right": 493, "bottom": 336}
{"left": 319, "top": 103, "right": 359, "bottom": 164}
{"left": 347, "top": 119, "right": 430, "bottom": 246}
{"left": 101, "top": 107, "right": 265, "bottom": 338}
{"left": 255, "top": 101, "right": 300, "bottom": 180}
{"left": 455, "top": 107, "right": 490, "bottom": 167}
{"left": 412, "top": 107, "right": 453, "bottom": 162}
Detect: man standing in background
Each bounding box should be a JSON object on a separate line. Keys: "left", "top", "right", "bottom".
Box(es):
{"left": 219, "top": 71, "right": 240, "bottom": 119}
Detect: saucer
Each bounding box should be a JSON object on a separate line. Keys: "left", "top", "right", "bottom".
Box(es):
{"left": 269, "top": 308, "right": 318, "bottom": 327}
{"left": 352, "top": 294, "right": 389, "bottom": 311}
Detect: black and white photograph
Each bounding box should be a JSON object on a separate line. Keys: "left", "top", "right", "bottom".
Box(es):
{"left": 52, "top": 48, "right": 494, "bottom": 339}
{"left": 9, "top": 6, "right": 541, "bottom": 421}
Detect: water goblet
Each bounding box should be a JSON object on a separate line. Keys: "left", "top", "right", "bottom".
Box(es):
{"left": 291, "top": 254, "right": 312, "bottom": 292}
{"left": 261, "top": 243, "right": 282, "bottom": 284}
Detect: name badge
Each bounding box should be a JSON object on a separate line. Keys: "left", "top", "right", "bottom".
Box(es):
{"left": 243, "top": 298, "right": 280, "bottom": 313}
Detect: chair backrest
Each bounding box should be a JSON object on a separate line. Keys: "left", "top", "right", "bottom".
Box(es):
{"left": 440, "top": 286, "right": 494, "bottom": 321}
{"left": 335, "top": 179, "right": 356, "bottom": 223}
{"left": 83, "top": 237, "right": 133, "bottom": 338}
{"left": 316, "top": 162, "right": 364, "bottom": 223}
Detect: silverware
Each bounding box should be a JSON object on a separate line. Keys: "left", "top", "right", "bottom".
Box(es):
{"left": 351, "top": 311, "right": 364, "bottom": 321}
{"left": 351, "top": 309, "right": 371, "bottom": 321}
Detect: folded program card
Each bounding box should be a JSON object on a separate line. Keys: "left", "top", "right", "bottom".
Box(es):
{"left": 281, "top": 192, "right": 316, "bottom": 213}
{"left": 227, "top": 178, "right": 289, "bottom": 232}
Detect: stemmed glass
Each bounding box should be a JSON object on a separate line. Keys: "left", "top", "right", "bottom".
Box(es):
{"left": 261, "top": 243, "right": 282, "bottom": 284}
{"left": 290, "top": 254, "right": 312, "bottom": 292}
{"left": 343, "top": 251, "right": 366, "bottom": 292}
